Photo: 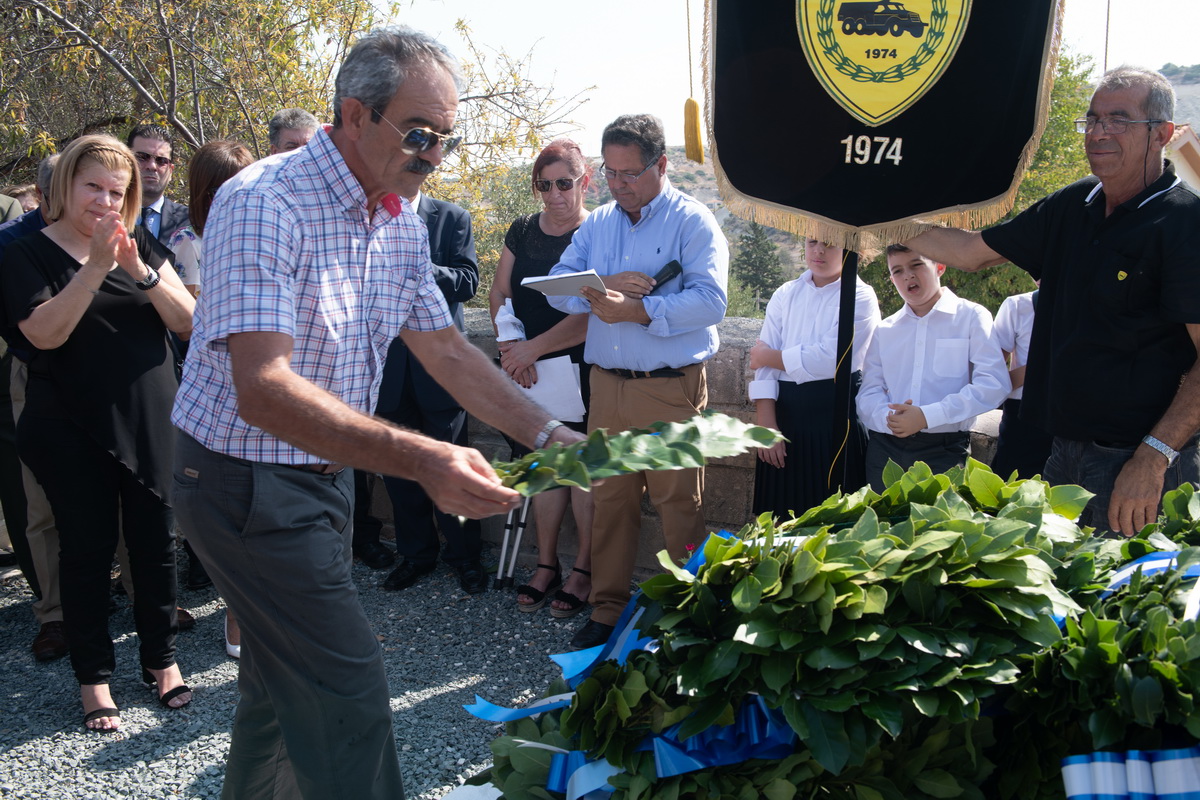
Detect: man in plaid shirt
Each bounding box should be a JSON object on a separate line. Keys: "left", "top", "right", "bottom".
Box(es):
{"left": 172, "top": 27, "right": 582, "bottom": 799}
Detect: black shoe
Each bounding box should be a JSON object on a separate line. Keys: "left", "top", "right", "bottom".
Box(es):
{"left": 382, "top": 560, "right": 435, "bottom": 591}
{"left": 31, "top": 621, "right": 69, "bottom": 662}
{"left": 176, "top": 607, "right": 196, "bottom": 632}
{"left": 354, "top": 540, "right": 396, "bottom": 570}
{"left": 452, "top": 561, "right": 487, "bottom": 594}
{"left": 186, "top": 554, "right": 213, "bottom": 590}
{"left": 568, "top": 619, "right": 615, "bottom": 652}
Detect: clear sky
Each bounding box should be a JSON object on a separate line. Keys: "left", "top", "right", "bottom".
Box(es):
{"left": 397, "top": 0, "right": 1198, "bottom": 152}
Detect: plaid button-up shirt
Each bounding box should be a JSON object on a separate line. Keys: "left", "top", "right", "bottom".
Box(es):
{"left": 172, "top": 127, "right": 453, "bottom": 463}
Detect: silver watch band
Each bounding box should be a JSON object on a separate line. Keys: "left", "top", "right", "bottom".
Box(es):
{"left": 1142, "top": 434, "right": 1180, "bottom": 466}
{"left": 534, "top": 420, "right": 565, "bottom": 450}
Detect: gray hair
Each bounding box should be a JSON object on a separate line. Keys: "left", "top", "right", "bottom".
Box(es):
{"left": 601, "top": 114, "right": 667, "bottom": 167}
{"left": 36, "top": 154, "right": 59, "bottom": 201}
{"left": 1095, "top": 65, "right": 1176, "bottom": 122}
{"left": 332, "top": 26, "right": 462, "bottom": 127}
{"left": 268, "top": 108, "right": 319, "bottom": 148}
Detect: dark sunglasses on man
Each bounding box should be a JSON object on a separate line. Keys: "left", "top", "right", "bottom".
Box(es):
{"left": 134, "top": 151, "right": 173, "bottom": 168}
{"left": 371, "top": 110, "right": 463, "bottom": 156}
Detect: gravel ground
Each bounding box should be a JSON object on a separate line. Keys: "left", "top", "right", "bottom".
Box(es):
{"left": 0, "top": 547, "right": 581, "bottom": 799}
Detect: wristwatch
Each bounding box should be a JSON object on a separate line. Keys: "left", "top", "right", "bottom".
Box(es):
{"left": 1142, "top": 435, "right": 1180, "bottom": 467}
{"left": 135, "top": 265, "right": 161, "bottom": 291}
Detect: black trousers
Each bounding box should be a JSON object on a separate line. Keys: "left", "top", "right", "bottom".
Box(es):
{"left": 865, "top": 430, "right": 971, "bottom": 492}
{"left": 19, "top": 416, "right": 176, "bottom": 684}
{"left": 991, "top": 398, "right": 1053, "bottom": 480}
{"left": 371, "top": 383, "right": 481, "bottom": 567}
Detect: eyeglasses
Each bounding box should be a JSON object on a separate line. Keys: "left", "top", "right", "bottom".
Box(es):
{"left": 372, "top": 111, "right": 462, "bottom": 156}
{"left": 1074, "top": 116, "right": 1164, "bottom": 135}
{"left": 601, "top": 158, "right": 660, "bottom": 184}
{"left": 534, "top": 175, "right": 583, "bottom": 193}
{"left": 133, "top": 151, "right": 173, "bottom": 168}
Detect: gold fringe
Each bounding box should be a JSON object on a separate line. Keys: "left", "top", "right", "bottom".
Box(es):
{"left": 703, "top": 0, "right": 1065, "bottom": 257}
{"left": 684, "top": 98, "right": 705, "bottom": 164}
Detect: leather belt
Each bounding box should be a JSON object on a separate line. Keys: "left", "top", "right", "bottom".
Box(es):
{"left": 281, "top": 463, "right": 346, "bottom": 475}
{"left": 603, "top": 365, "right": 696, "bottom": 379}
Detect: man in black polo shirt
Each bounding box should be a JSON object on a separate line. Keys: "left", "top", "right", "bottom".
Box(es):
{"left": 905, "top": 65, "right": 1200, "bottom": 537}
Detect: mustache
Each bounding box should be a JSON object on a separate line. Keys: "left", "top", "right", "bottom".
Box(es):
{"left": 405, "top": 158, "right": 436, "bottom": 176}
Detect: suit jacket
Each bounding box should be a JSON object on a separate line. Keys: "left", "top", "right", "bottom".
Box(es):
{"left": 157, "top": 198, "right": 190, "bottom": 245}
{"left": 375, "top": 196, "right": 479, "bottom": 414}
{"left": 0, "top": 195, "right": 22, "bottom": 224}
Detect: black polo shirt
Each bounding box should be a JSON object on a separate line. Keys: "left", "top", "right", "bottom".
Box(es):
{"left": 981, "top": 163, "right": 1200, "bottom": 443}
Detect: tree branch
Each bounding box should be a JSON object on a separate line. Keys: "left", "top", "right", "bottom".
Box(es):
{"left": 13, "top": 0, "right": 199, "bottom": 146}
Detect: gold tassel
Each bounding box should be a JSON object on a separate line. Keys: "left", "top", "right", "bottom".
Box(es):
{"left": 684, "top": 97, "right": 704, "bottom": 164}
{"left": 683, "top": 0, "right": 705, "bottom": 164}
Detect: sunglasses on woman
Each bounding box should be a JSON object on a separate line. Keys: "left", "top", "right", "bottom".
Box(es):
{"left": 535, "top": 176, "right": 582, "bottom": 193}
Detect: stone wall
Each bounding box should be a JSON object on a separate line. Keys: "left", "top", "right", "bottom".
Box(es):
{"left": 375, "top": 309, "right": 1001, "bottom": 576}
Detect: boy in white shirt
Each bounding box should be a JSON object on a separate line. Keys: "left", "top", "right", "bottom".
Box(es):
{"left": 991, "top": 288, "right": 1054, "bottom": 479}
{"left": 857, "top": 245, "right": 1011, "bottom": 490}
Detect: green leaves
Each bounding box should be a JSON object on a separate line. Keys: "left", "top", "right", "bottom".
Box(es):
{"left": 489, "top": 461, "right": 1200, "bottom": 800}
{"left": 493, "top": 411, "right": 784, "bottom": 497}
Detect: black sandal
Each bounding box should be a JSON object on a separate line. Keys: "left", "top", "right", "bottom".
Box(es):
{"left": 142, "top": 667, "right": 193, "bottom": 709}
{"left": 550, "top": 568, "right": 592, "bottom": 619}
{"left": 83, "top": 706, "right": 121, "bottom": 732}
{"left": 516, "top": 564, "right": 561, "bottom": 613}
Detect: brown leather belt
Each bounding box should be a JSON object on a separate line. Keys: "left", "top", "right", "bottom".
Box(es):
{"left": 603, "top": 364, "right": 697, "bottom": 379}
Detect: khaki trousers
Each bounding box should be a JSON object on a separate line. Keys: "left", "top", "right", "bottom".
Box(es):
{"left": 10, "top": 358, "right": 62, "bottom": 624}
{"left": 587, "top": 364, "right": 708, "bottom": 625}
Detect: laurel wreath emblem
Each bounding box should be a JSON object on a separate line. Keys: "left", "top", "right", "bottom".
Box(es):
{"left": 816, "top": 0, "right": 949, "bottom": 83}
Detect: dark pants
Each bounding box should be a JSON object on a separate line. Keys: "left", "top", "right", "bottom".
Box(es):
{"left": 173, "top": 431, "right": 405, "bottom": 800}
{"left": 865, "top": 430, "right": 971, "bottom": 492}
{"left": 371, "top": 385, "right": 480, "bottom": 567}
{"left": 1044, "top": 436, "right": 1200, "bottom": 536}
{"left": 991, "top": 398, "right": 1054, "bottom": 480}
{"left": 19, "top": 417, "right": 176, "bottom": 684}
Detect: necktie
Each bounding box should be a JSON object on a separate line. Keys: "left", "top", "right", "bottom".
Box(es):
{"left": 141, "top": 207, "right": 159, "bottom": 238}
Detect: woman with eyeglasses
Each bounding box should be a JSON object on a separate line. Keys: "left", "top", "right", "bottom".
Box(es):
{"left": 488, "top": 138, "right": 595, "bottom": 617}
{"left": 748, "top": 238, "right": 881, "bottom": 518}
{"left": 2, "top": 135, "right": 196, "bottom": 732}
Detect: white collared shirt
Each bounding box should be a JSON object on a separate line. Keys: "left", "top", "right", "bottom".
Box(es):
{"left": 857, "top": 288, "right": 1011, "bottom": 435}
{"left": 749, "top": 272, "right": 881, "bottom": 400}
{"left": 993, "top": 291, "right": 1036, "bottom": 401}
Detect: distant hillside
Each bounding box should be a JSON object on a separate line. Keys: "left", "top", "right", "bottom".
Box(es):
{"left": 1162, "top": 63, "right": 1200, "bottom": 85}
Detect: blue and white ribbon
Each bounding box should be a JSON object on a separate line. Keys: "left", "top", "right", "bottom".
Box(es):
{"left": 1062, "top": 747, "right": 1200, "bottom": 800}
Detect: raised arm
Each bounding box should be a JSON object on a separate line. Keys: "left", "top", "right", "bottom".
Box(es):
{"left": 904, "top": 228, "right": 1009, "bottom": 273}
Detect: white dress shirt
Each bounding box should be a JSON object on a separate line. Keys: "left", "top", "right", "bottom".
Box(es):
{"left": 857, "top": 288, "right": 1010, "bottom": 435}
{"left": 992, "top": 291, "right": 1036, "bottom": 401}
{"left": 748, "top": 272, "right": 881, "bottom": 400}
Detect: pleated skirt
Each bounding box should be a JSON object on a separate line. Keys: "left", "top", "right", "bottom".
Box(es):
{"left": 752, "top": 375, "right": 868, "bottom": 521}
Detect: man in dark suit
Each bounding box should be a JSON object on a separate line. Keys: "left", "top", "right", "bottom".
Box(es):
{"left": 354, "top": 193, "right": 487, "bottom": 594}
{"left": 126, "top": 124, "right": 189, "bottom": 244}
{"left": 0, "top": 194, "right": 21, "bottom": 224}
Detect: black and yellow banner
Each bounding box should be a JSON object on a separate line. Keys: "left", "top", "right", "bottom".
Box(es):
{"left": 707, "top": 0, "right": 1062, "bottom": 252}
